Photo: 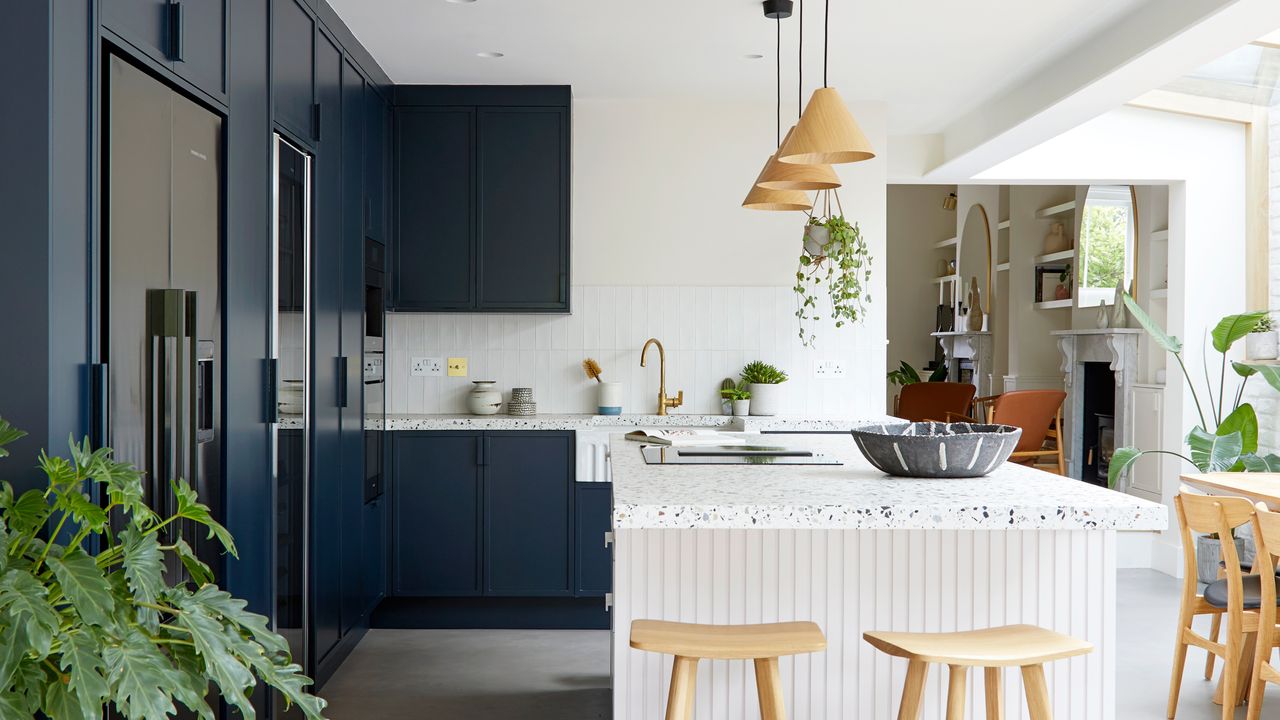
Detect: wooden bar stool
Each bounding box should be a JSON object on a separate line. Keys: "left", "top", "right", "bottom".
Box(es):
{"left": 863, "top": 624, "right": 1092, "bottom": 720}
{"left": 630, "top": 619, "right": 826, "bottom": 720}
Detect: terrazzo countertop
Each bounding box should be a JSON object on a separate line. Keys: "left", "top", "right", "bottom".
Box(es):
{"left": 610, "top": 433, "right": 1168, "bottom": 531}
{"left": 369, "top": 413, "right": 890, "bottom": 432}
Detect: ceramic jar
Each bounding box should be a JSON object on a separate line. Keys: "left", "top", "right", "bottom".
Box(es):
{"left": 467, "top": 381, "right": 502, "bottom": 415}
{"left": 597, "top": 382, "right": 623, "bottom": 415}
{"left": 1043, "top": 221, "right": 1070, "bottom": 254}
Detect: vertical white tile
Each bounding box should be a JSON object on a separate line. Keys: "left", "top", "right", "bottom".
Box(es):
{"left": 534, "top": 316, "right": 553, "bottom": 350}
{"left": 678, "top": 287, "right": 696, "bottom": 350}
{"left": 709, "top": 287, "right": 727, "bottom": 350}
{"left": 724, "top": 286, "right": 744, "bottom": 350}
{"left": 598, "top": 287, "right": 616, "bottom": 350}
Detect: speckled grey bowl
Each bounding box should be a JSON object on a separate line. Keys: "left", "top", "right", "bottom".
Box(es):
{"left": 850, "top": 422, "right": 1023, "bottom": 478}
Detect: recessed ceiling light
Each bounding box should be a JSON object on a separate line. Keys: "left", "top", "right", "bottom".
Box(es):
{"left": 476, "top": 51, "right": 505, "bottom": 58}
{"left": 744, "top": 54, "right": 765, "bottom": 60}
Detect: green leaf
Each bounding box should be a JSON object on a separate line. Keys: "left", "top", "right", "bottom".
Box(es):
{"left": 1107, "top": 447, "right": 1144, "bottom": 489}
{"left": 47, "top": 548, "right": 115, "bottom": 628}
{"left": 1237, "top": 363, "right": 1280, "bottom": 394}
{"left": 927, "top": 364, "right": 949, "bottom": 382}
{"left": 169, "top": 592, "right": 257, "bottom": 718}
{"left": 60, "top": 630, "right": 111, "bottom": 720}
{"left": 58, "top": 489, "right": 108, "bottom": 535}
{"left": 1242, "top": 452, "right": 1280, "bottom": 472}
{"left": 1212, "top": 312, "right": 1268, "bottom": 353}
{"left": 166, "top": 642, "right": 216, "bottom": 719}
{"left": 1217, "top": 403, "right": 1259, "bottom": 456}
{"left": 0, "top": 569, "right": 59, "bottom": 657}
{"left": 45, "top": 680, "right": 85, "bottom": 720}
{"left": 103, "top": 630, "right": 181, "bottom": 720}
{"left": 1122, "top": 293, "right": 1182, "bottom": 354}
{"left": 0, "top": 692, "right": 31, "bottom": 719}
{"left": 172, "top": 479, "right": 237, "bottom": 558}
{"left": 1187, "top": 426, "right": 1244, "bottom": 473}
{"left": 0, "top": 622, "right": 28, "bottom": 692}
{"left": 6, "top": 489, "right": 52, "bottom": 537}
{"left": 1233, "top": 361, "right": 1258, "bottom": 378}
{"left": 92, "top": 454, "right": 156, "bottom": 526}
{"left": 245, "top": 654, "right": 328, "bottom": 720}
{"left": 0, "top": 418, "right": 27, "bottom": 458}
{"left": 120, "top": 528, "right": 165, "bottom": 632}
{"left": 182, "top": 585, "right": 288, "bottom": 658}
{"left": 172, "top": 538, "right": 213, "bottom": 587}
{"left": 40, "top": 453, "right": 80, "bottom": 491}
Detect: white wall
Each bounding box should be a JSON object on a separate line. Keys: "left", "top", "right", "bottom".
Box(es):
{"left": 387, "top": 97, "right": 891, "bottom": 418}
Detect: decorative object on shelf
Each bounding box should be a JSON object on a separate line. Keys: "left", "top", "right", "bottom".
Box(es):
{"left": 942, "top": 192, "right": 957, "bottom": 211}
{"left": 742, "top": 3, "right": 814, "bottom": 211}
{"left": 1055, "top": 266, "right": 1072, "bottom": 301}
{"left": 1247, "top": 314, "right": 1278, "bottom": 361}
{"left": 0, "top": 418, "right": 328, "bottom": 720}
{"left": 1043, "top": 220, "right": 1071, "bottom": 254}
{"left": 1095, "top": 301, "right": 1110, "bottom": 329}
{"left": 850, "top": 421, "right": 1023, "bottom": 478}
{"left": 1109, "top": 281, "right": 1129, "bottom": 329}
{"left": 467, "top": 380, "right": 503, "bottom": 415}
{"left": 777, "top": 0, "right": 875, "bottom": 165}
{"left": 935, "top": 258, "right": 949, "bottom": 278}
{"left": 1108, "top": 296, "right": 1280, "bottom": 492}
{"left": 741, "top": 360, "right": 789, "bottom": 416}
{"left": 886, "top": 360, "right": 949, "bottom": 387}
{"left": 720, "top": 377, "right": 738, "bottom": 415}
{"left": 794, "top": 190, "right": 873, "bottom": 346}
{"left": 596, "top": 382, "right": 623, "bottom": 415}
{"left": 935, "top": 303, "right": 954, "bottom": 333}
{"left": 966, "top": 276, "right": 984, "bottom": 331}
{"left": 582, "top": 357, "right": 603, "bottom": 383}
{"left": 721, "top": 382, "right": 752, "bottom": 417}
{"left": 507, "top": 387, "right": 538, "bottom": 416}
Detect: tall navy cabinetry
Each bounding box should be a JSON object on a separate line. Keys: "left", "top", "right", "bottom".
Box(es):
{"left": 101, "top": 0, "right": 228, "bottom": 99}
{"left": 272, "top": 0, "right": 317, "bottom": 142}
{"left": 390, "top": 86, "right": 571, "bottom": 313}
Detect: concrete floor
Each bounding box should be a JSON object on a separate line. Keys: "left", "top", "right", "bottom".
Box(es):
{"left": 321, "top": 570, "right": 1280, "bottom": 719}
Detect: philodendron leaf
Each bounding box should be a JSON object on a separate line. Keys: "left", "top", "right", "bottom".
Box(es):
{"left": 1107, "top": 447, "right": 1144, "bottom": 489}
{"left": 6, "top": 488, "right": 52, "bottom": 537}
{"left": 1212, "top": 311, "right": 1268, "bottom": 353}
{"left": 0, "top": 569, "right": 59, "bottom": 657}
{"left": 1242, "top": 452, "right": 1280, "bottom": 472}
{"left": 103, "top": 630, "right": 181, "bottom": 720}
{"left": 1187, "top": 427, "right": 1244, "bottom": 473}
{"left": 1123, "top": 293, "right": 1182, "bottom": 353}
{"left": 167, "top": 643, "right": 216, "bottom": 720}
{"left": 172, "top": 478, "right": 237, "bottom": 558}
{"left": 60, "top": 630, "right": 111, "bottom": 720}
{"left": 245, "top": 654, "right": 328, "bottom": 720}
{"left": 47, "top": 548, "right": 115, "bottom": 628}
{"left": 1217, "top": 403, "right": 1259, "bottom": 456}
{"left": 172, "top": 538, "right": 213, "bottom": 587}
{"left": 0, "top": 418, "right": 26, "bottom": 458}
{"left": 169, "top": 592, "right": 257, "bottom": 718}
{"left": 120, "top": 527, "right": 165, "bottom": 632}
{"left": 183, "top": 584, "right": 289, "bottom": 657}
{"left": 1238, "top": 363, "right": 1280, "bottom": 394}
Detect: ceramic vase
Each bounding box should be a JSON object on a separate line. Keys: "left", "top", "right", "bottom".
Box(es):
{"left": 597, "top": 382, "right": 623, "bottom": 415}
{"left": 747, "top": 383, "right": 783, "bottom": 415}
{"left": 1043, "top": 221, "right": 1070, "bottom": 254}
{"left": 1247, "top": 331, "right": 1279, "bottom": 360}
{"left": 467, "top": 381, "right": 502, "bottom": 415}
{"left": 1109, "top": 281, "right": 1128, "bottom": 328}
{"left": 732, "top": 399, "right": 751, "bottom": 417}
{"left": 966, "top": 277, "right": 984, "bottom": 332}
{"left": 1095, "top": 302, "right": 1110, "bottom": 329}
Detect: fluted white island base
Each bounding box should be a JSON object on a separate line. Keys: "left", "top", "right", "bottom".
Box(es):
{"left": 609, "top": 434, "right": 1167, "bottom": 720}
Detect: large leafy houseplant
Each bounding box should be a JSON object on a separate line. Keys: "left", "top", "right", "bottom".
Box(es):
{"left": 0, "top": 417, "right": 326, "bottom": 719}
{"left": 1108, "top": 294, "right": 1280, "bottom": 490}
{"left": 794, "top": 190, "right": 873, "bottom": 347}
{"left": 887, "top": 360, "right": 949, "bottom": 388}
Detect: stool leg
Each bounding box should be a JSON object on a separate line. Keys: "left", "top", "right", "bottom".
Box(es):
{"left": 1021, "top": 664, "right": 1052, "bottom": 720}
{"left": 665, "top": 656, "right": 698, "bottom": 720}
{"left": 946, "top": 665, "right": 968, "bottom": 720}
{"left": 984, "top": 667, "right": 1004, "bottom": 720}
{"left": 898, "top": 660, "right": 930, "bottom": 720}
{"left": 754, "top": 656, "right": 787, "bottom": 720}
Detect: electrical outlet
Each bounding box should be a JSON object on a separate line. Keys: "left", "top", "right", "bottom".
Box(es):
{"left": 411, "top": 356, "right": 444, "bottom": 377}
{"left": 815, "top": 359, "right": 846, "bottom": 378}
{"left": 447, "top": 357, "right": 468, "bottom": 377}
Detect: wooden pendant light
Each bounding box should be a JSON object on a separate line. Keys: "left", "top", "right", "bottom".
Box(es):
{"left": 743, "top": 155, "right": 813, "bottom": 211}
{"left": 755, "top": 127, "right": 841, "bottom": 191}
{"left": 777, "top": 87, "right": 875, "bottom": 165}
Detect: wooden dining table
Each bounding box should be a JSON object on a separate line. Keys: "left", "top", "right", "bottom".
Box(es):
{"left": 1180, "top": 472, "right": 1280, "bottom": 707}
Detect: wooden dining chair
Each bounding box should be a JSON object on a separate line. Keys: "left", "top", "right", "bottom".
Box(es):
{"left": 895, "top": 382, "right": 976, "bottom": 423}
{"left": 1246, "top": 501, "right": 1280, "bottom": 720}
{"left": 947, "top": 390, "right": 1066, "bottom": 475}
{"left": 1169, "top": 488, "right": 1264, "bottom": 720}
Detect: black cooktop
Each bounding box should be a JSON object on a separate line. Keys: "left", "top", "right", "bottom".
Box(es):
{"left": 639, "top": 445, "right": 842, "bottom": 465}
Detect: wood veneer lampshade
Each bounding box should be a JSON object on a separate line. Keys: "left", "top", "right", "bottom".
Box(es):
{"left": 755, "top": 127, "right": 841, "bottom": 191}
{"left": 777, "top": 87, "right": 875, "bottom": 165}
{"left": 743, "top": 154, "right": 813, "bottom": 211}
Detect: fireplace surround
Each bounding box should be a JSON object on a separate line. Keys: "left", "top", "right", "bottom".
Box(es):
{"left": 1052, "top": 329, "right": 1142, "bottom": 484}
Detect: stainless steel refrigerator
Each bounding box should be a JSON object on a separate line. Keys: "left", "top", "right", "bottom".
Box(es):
{"left": 101, "top": 53, "right": 223, "bottom": 568}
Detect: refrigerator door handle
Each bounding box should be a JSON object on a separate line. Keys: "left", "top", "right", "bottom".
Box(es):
{"left": 338, "top": 355, "right": 349, "bottom": 408}
{"left": 265, "top": 358, "right": 280, "bottom": 424}
{"left": 91, "top": 363, "right": 109, "bottom": 449}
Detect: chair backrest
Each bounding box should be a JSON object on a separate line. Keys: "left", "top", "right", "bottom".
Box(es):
{"left": 1175, "top": 488, "right": 1259, "bottom": 620}
{"left": 896, "top": 382, "right": 976, "bottom": 423}
{"left": 1252, "top": 503, "right": 1280, "bottom": 669}
{"left": 989, "top": 390, "right": 1067, "bottom": 453}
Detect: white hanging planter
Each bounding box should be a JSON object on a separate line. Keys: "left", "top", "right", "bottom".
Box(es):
{"left": 803, "top": 223, "right": 828, "bottom": 257}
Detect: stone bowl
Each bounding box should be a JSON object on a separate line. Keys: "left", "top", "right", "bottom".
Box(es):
{"left": 850, "top": 422, "right": 1023, "bottom": 478}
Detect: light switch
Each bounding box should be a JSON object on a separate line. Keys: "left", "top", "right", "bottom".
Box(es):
{"left": 447, "top": 357, "right": 468, "bottom": 377}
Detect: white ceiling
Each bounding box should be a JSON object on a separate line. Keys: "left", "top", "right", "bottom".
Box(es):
{"left": 329, "top": 0, "right": 1151, "bottom": 135}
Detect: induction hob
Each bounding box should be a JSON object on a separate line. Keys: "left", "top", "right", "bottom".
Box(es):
{"left": 640, "top": 445, "right": 842, "bottom": 465}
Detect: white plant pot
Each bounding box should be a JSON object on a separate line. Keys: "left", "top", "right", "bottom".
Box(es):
{"left": 803, "top": 224, "right": 829, "bottom": 256}
{"left": 597, "top": 382, "right": 623, "bottom": 415}
{"left": 747, "top": 383, "right": 784, "bottom": 416}
{"left": 1247, "top": 331, "right": 1279, "bottom": 361}
{"left": 732, "top": 399, "right": 751, "bottom": 417}
{"left": 721, "top": 399, "right": 733, "bottom": 416}
{"left": 467, "top": 381, "right": 502, "bottom": 415}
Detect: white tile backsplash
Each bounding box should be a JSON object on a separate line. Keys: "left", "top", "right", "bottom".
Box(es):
{"left": 386, "top": 285, "right": 870, "bottom": 416}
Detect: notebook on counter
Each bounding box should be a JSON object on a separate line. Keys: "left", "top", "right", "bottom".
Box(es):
{"left": 624, "top": 428, "right": 748, "bottom": 447}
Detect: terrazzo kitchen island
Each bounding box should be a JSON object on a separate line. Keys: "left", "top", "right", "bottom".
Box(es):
{"left": 609, "top": 432, "right": 1167, "bottom": 720}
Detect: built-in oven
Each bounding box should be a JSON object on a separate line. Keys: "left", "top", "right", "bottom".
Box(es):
{"left": 363, "top": 237, "right": 386, "bottom": 503}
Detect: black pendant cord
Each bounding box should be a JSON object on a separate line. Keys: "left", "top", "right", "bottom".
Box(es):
{"left": 823, "top": 0, "right": 829, "bottom": 87}
{"left": 798, "top": 0, "right": 803, "bottom": 117}
{"left": 775, "top": 14, "right": 781, "bottom": 147}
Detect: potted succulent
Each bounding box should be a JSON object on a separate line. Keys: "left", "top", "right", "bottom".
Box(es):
{"left": 0, "top": 417, "right": 327, "bottom": 719}
{"left": 795, "top": 191, "right": 873, "bottom": 347}
{"left": 1246, "top": 314, "right": 1278, "bottom": 361}
{"left": 720, "top": 384, "right": 752, "bottom": 417}
{"left": 719, "top": 378, "right": 737, "bottom": 415}
{"left": 740, "top": 361, "right": 788, "bottom": 416}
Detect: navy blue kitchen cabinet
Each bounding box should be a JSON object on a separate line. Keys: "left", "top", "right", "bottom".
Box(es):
{"left": 364, "top": 88, "right": 390, "bottom": 241}
{"left": 484, "top": 432, "right": 574, "bottom": 596}
{"left": 575, "top": 482, "right": 613, "bottom": 597}
{"left": 272, "top": 0, "right": 316, "bottom": 142}
{"left": 101, "top": 0, "right": 227, "bottom": 99}
{"left": 392, "top": 432, "right": 484, "bottom": 595}
{"left": 393, "top": 107, "right": 475, "bottom": 310}
{"left": 363, "top": 494, "right": 388, "bottom": 613}
{"left": 390, "top": 86, "right": 570, "bottom": 312}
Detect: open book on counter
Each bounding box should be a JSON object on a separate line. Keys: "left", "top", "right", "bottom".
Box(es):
{"left": 624, "top": 428, "right": 748, "bottom": 447}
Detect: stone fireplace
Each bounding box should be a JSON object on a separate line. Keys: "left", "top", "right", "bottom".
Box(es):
{"left": 1052, "top": 329, "right": 1141, "bottom": 481}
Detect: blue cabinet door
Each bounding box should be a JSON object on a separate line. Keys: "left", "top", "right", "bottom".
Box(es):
{"left": 272, "top": 0, "right": 315, "bottom": 142}
{"left": 392, "top": 107, "right": 475, "bottom": 310}
{"left": 476, "top": 108, "right": 568, "bottom": 311}
{"left": 364, "top": 89, "right": 389, "bottom": 242}
{"left": 363, "top": 495, "right": 387, "bottom": 613}
{"left": 575, "top": 483, "right": 612, "bottom": 597}
{"left": 101, "top": 0, "right": 172, "bottom": 67}
{"left": 171, "top": 0, "right": 226, "bottom": 98}
{"left": 483, "top": 432, "right": 574, "bottom": 596}
{"left": 392, "top": 433, "right": 483, "bottom": 596}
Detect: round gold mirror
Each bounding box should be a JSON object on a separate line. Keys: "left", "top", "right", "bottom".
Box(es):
{"left": 957, "top": 203, "right": 992, "bottom": 316}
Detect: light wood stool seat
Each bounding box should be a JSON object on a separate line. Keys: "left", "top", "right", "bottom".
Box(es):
{"left": 630, "top": 619, "right": 826, "bottom": 720}
{"left": 864, "top": 624, "right": 1092, "bottom": 720}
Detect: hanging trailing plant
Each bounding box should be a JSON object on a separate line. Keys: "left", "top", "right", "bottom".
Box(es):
{"left": 794, "top": 189, "right": 873, "bottom": 346}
